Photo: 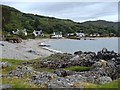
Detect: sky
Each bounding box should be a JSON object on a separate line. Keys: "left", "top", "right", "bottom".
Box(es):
{"left": 1, "top": 0, "right": 118, "bottom": 22}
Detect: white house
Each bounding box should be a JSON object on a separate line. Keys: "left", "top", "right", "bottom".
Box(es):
{"left": 67, "top": 33, "right": 75, "bottom": 37}
{"left": 22, "top": 29, "right": 27, "bottom": 36}
{"left": 12, "top": 29, "right": 19, "bottom": 35}
{"left": 76, "top": 32, "right": 85, "bottom": 38}
{"left": 33, "top": 30, "right": 43, "bottom": 37}
{"left": 90, "top": 33, "right": 100, "bottom": 37}
{"left": 12, "top": 29, "right": 27, "bottom": 36}
{"left": 50, "top": 32, "right": 62, "bottom": 39}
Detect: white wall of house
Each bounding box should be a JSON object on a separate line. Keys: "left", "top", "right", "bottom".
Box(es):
{"left": 33, "top": 30, "right": 43, "bottom": 37}
{"left": 76, "top": 33, "right": 85, "bottom": 37}
{"left": 12, "top": 29, "right": 27, "bottom": 36}
{"left": 51, "top": 32, "right": 63, "bottom": 38}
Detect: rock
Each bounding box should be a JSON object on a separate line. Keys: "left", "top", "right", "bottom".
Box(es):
{"left": 8, "top": 37, "right": 22, "bottom": 43}
{"left": 91, "top": 60, "right": 117, "bottom": 79}
{"left": 39, "top": 52, "right": 95, "bottom": 69}
{"left": 66, "top": 74, "right": 87, "bottom": 84}
{"left": 70, "top": 55, "right": 80, "bottom": 61}
{"left": 74, "top": 51, "right": 83, "bottom": 55}
{"left": 9, "top": 66, "right": 33, "bottom": 78}
{"left": 9, "top": 70, "right": 23, "bottom": 78}
{"left": 27, "top": 50, "right": 39, "bottom": 55}
{"left": 54, "top": 69, "right": 67, "bottom": 77}
{"left": 0, "top": 43, "right": 4, "bottom": 46}
{"left": 48, "top": 78, "right": 71, "bottom": 88}
{"left": 0, "top": 84, "right": 12, "bottom": 89}
{"left": 96, "top": 76, "right": 112, "bottom": 84}
{"left": 0, "top": 62, "right": 10, "bottom": 68}
{"left": 112, "top": 65, "right": 120, "bottom": 79}
{"left": 91, "top": 60, "right": 108, "bottom": 69}
{"left": 31, "top": 72, "right": 57, "bottom": 85}
{"left": 97, "top": 48, "right": 118, "bottom": 60}
{"left": 39, "top": 53, "right": 74, "bottom": 69}
{"left": 102, "top": 48, "right": 108, "bottom": 53}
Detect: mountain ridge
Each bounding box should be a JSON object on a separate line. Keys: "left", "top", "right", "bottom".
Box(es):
{"left": 1, "top": 4, "right": 119, "bottom": 37}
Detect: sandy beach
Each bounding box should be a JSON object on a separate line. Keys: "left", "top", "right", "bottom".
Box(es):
{"left": 0, "top": 39, "right": 54, "bottom": 60}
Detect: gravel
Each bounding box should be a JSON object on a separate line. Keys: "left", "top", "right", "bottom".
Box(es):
{"left": 0, "top": 39, "right": 53, "bottom": 60}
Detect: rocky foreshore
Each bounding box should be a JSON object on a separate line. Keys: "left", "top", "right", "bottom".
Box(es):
{"left": 1, "top": 48, "right": 120, "bottom": 89}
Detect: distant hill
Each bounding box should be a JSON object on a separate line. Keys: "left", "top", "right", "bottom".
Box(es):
{"left": 1, "top": 5, "right": 119, "bottom": 37}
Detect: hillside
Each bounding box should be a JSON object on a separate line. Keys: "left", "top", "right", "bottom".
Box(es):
{"left": 1, "top": 5, "right": 119, "bottom": 37}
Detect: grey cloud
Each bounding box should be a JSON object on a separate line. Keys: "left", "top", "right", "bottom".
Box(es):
{"left": 2, "top": 2, "right": 118, "bottom": 22}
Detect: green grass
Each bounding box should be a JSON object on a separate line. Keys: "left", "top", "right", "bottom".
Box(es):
{"left": 97, "top": 79, "right": 119, "bottom": 88}
{"left": 2, "top": 77, "right": 41, "bottom": 88}
{"left": 64, "top": 66, "right": 91, "bottom": 72}
{"left": 34, "top": 67, "right": 54, "bottom": 73}
{"left": 1, "top": 58, "right": 25, "bottom": 74}
{"left": 73, "top": 79, "right": 120, "bottom": 89}
{"left": 1, "top": 58, "right": 25, "bottom": 65}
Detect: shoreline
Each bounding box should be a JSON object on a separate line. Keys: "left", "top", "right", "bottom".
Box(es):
{"left": 42, "top": 47, "right": 63, "bottom": 53}
{"left": 0, "top": 37, "right": 118, "bottom": 60}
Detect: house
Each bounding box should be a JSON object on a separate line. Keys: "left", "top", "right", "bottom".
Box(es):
{"left": 22, "top": 29, "right": 27, "bottom": 36}
{"left": 90, "top": 33, "right": 100, "bottom": 37}
{"left": 33, "top": 30, "right": 44, "bottom": 37}
{"left": 12, "top": 29, "right": 19, "bottom": 35}
{"left": 76, "top": 32, "right": 85, "bottom": 38}
{"left": 12, "top": 29, "right": 27, "bottom": 36}
{"left": 50, "top": 32, "right": 63, "bottom": 39}
{"left": 67, "top": 33, "right": 75, "bottom": 37}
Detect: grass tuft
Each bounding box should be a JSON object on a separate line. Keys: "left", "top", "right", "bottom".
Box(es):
{"left": 64, "top": 66, "right": 91, "bottom": 72}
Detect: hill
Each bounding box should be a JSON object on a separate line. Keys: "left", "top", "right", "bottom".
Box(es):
{"left": 1, "top": 5, "right": 119, "bottom": 37}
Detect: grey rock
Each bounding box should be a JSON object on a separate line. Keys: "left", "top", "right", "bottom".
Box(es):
{"left": 54, "top": 69, "right": 67, "bottom": 77}
{"left": 0, "top": 84, "right": 12, "bottom": 89}
{"left": 9, "top": 66, "right": 33, "bottom": 78}
{"left": 96, "top": 76, "right": 112, "bottom": 84}
{"left": 0, "top": 62, "right": 10, "bottom": 68}
{"left": 66, "top": 74, "right": 87, "bottom": 84}
{"left": 31, "top": 72, "right": 57, "bottom": 85}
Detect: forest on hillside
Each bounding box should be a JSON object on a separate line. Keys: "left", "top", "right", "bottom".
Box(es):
{"left": 1, "top": 5, "right": 119, "bottom": 38}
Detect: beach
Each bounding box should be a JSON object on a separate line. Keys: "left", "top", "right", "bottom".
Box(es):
{"left": 0, "top": 39, "right": 54, "bottom": 60}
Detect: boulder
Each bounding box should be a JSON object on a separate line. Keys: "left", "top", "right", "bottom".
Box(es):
{"left": 0, "top": 84, "right": 12, "bottom": 89}
{"left": 74, "top": 51, "right": 83, "bottom": 55}
{"left": 97, "top": 48, "right": 118, "bottom": 60}
{"left": 96, "top": 76, "right": 112, "bottom": 84}
{"left": 9, "top": 66, "right": 33, "bottom": 78}
{"left": 54, "top": 69, "right": 67, "bottom": 77}
{"left": 0, "top": 62, "right": 10, "bottom": 68}
{"left": 9, "top": 70, "right": 23, "bottom": 78}
{"left": 66, "top": 74, "right": 87, "bottom": 84}
{"left": 31, "top": 72, "right": 58, "bottom": 85}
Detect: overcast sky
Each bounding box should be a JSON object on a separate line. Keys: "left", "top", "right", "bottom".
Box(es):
{"left": 1, "top": 1, "right": 118, "bottom": 22}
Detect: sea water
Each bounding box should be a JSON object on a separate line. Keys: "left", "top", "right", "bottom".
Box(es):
{"left": 44, "top": 37, "right": 119, "bottom": 53}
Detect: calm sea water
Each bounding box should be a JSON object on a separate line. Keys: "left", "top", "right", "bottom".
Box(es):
{"left": 44, "top": 37, "right": 119, "bottom": 53}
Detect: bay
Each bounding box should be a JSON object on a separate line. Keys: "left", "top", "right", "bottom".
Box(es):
{"left": 44, "top": 37, "right": 119, "bottom": 53}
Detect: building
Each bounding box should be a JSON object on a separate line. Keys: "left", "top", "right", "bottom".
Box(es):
{"left": 67, "top": 33, "right": 75, "bottom": 37}
{"left": 12, "top": 29, "right": 27, "bottom": 36}
{"left": 50, "top": 32, "right": 63, "bottom": 39}
{"left": 90, "top": 33, "right": 100, "bottom": 37}
{"left": 33, "top": 30, "right": 44, "bottom": 37}
{"left": 76, "top": 32, "right": 85, "bottom": 38}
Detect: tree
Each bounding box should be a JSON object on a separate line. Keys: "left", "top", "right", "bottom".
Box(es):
{"left": 34, "top": 19, "right": 42, "bottom": 30}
